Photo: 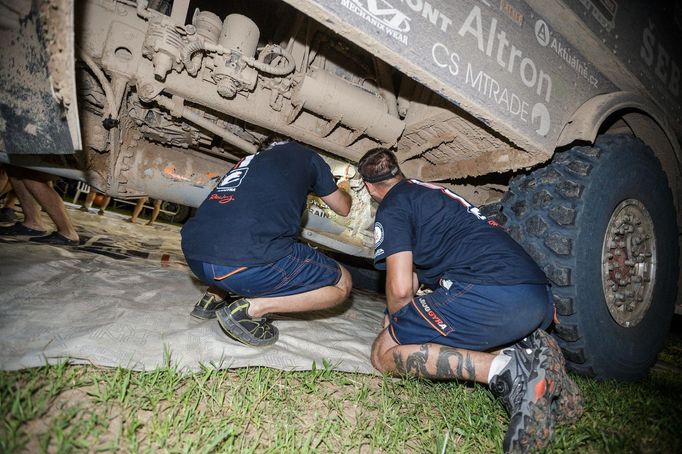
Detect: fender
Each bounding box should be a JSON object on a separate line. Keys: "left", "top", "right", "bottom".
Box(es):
{"left": 556, "top": 91, "right": 681, "bottom": 166}
{"left": 557, "top": 91, "right": 682, "bottom": 224}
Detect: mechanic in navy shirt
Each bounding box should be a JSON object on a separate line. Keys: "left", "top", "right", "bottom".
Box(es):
{"left": 358, "top": 148, "right": 582, "bottom": 453}
{"left": 181, "top": 141, "right": 353, "bottom": 346}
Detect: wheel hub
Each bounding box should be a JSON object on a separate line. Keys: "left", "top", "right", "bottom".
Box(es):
{"left": 602, "top": 199, "right": 656, "bottom": 327}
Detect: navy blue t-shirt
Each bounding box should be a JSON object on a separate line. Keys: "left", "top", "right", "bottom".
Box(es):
{"left": 374, "top": 179, "right": 547, "bottom": 287}
{"left": 181, "top": 142, "right": 338, "bottom": 266}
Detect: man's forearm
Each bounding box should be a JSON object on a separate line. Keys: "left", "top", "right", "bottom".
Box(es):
{"left": 386, "top": 290, "right": 413, "bottom": 314}
{"left": 385, "top": 251, "right": 416, "bottom": 314}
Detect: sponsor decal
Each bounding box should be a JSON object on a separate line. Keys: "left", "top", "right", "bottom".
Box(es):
{"left": 458, "top": 6, "right": 553, "bottom": 104}
{"left": 416, "top": 297, "right": 449, "bottom": 332}
{"left": 340, "top": 0, "right": 455, "bottom": 45}
{"left": 341, "top": 0, "right": 410, "bottom": 45}
{"left": 641, "top": 20, "right": 680, "bottom": 97}
{"left": 429, "top": 5, "right": 553, "bottom": 137}
{"left": 209, "top": 194, "right": 236, "bottom": 204}
{"left": 374, "top": 222, "right": 384, "bottom": 246}
{"left": 534, "top": 19, "right": 599, "bottom": 89}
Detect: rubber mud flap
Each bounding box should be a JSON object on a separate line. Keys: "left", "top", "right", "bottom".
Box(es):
{"left": 498, "top": 134, "right": 678, "bottom": 380}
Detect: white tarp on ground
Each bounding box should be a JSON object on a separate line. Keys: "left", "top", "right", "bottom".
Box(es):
{"left": 0, "top": 207, "right": 384, "bottom": 373}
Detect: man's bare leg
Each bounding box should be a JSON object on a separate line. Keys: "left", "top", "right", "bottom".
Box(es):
{"left": 146, "top": 199, "right": 162, "bottom": 225}
{"left": 81, "top": 190, "right": 96, "bottom": 211}
{"left": 7, "top": 176, "right": 46, "bottom": 231}
{"left": 371, "top": 328, "right": 494, "bottom": 384}
{"left": 20, "top": 177, "right": 79, "bottom": 241}
{"left": 98, "top": 196, "right": 111, "bottom": 215}
{"left": 247, "top": 265, "right": 352, "bottom": 316}
{"left": 3, "top": 192, "right": 17, "bottom": 210}
{"left": 129, "top": 197, "right": 146, "bottom": 223}
{"left": 0, "top": 166, "right": 10, "bottom": 196}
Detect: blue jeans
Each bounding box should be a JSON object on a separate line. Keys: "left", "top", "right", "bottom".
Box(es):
{"left": 186, "top": 242, "right": 341, "bottom": 298}
{"left": 387, "top": 280, "right": 554, "bottom": 351}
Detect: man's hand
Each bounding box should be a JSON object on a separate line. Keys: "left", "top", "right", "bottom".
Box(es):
{"left": 337, "top": 178, "right": 351, "bottom": 193}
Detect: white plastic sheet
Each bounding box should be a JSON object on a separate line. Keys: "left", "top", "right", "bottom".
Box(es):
{"left": 0, "top": 207, "right": 384, "bottom": 373}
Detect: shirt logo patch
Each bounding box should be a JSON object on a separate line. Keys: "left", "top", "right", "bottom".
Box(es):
{"left": 218, "top": 168, "right": 249, "bottom": 190}
{"left": 374, "top": 248, "right": 384, "bottom": 259}
{"left": 374, "top": 222, "right": 384, "bottom": 247}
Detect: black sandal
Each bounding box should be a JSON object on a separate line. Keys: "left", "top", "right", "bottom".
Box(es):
{"left": 0, "top": 222, "right": 47, "bottom": 237}
{"left": 29, "top": 231, "right": 79, "bottom": 246}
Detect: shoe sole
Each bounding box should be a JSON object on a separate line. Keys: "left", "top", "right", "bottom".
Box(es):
{"left": 216, "top": 307, "right": 278, "bottom": 347}
{"left": 503, "top": 348, "right": 555, "bottom": 454}
{"left": 530, "top": 331, "right": 584, "bottom": 426}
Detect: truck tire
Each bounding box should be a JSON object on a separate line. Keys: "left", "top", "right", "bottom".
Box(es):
{"left": 158, "top": 202, "right": 192, "bottom": 223}
{"left": 499, "top": 134, "right": 678, "bottom": 380}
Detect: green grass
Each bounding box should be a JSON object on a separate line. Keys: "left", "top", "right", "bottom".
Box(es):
{"left": 2, "top": 341, "right": 681, "bottom": 453}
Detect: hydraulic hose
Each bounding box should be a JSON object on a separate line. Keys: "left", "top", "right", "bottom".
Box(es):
{"left": 77, "top": 48, "right": 117, "bottom": 120}
{"left": 245, "top": 46, "right": 296, "bottom": 76}
{"left": 181, "top": 40, "right": 206, "bottom": 76}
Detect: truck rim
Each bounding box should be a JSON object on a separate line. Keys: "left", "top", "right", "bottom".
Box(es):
{"left": 601, "top": 199, "right": 657, "bottom": 328}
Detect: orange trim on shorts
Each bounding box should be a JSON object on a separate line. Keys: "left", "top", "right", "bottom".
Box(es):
{"left": 389, "top": 323, "right": 400, "bottom": 345}
{"left": 214, "top": 266, "right": 247, "bottom": 281}
{"left": 410, "top": 299, "right": 447, "bottom": 336}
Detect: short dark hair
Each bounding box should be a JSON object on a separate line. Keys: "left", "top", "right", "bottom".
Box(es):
{"left": 357, "top": 148, "right": 402, "bottom": 184}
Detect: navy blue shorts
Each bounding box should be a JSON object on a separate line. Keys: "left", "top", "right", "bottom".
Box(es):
{"left": 387, "top": 281, "right": 554, "bottom": 351}
{"left": 186, "top": 242, "right": 341, "bottom": 298}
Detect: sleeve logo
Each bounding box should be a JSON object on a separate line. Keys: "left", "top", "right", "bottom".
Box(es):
{"left": 374, "top": 222, "right": 384, "bottom": 247}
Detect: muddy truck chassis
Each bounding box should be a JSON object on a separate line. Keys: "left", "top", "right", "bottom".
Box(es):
{"left": 1, "top": 0, "right": 680, "bottom": 380}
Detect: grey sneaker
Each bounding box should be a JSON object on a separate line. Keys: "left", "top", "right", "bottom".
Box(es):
{"left": 190, "top": 292, "right": 229, "bottom": 320}
{"left": 216, "top": 298, "right": 278, "bottom": 347}
{"left": 489, "top": 345, "right": 556, "bottom": 454}
{"left": 517, "top": 330, "right": 584, "bottom": 426}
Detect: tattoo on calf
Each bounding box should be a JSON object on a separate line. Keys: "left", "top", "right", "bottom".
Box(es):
{"left": 464, "top": 353, "right": 476, "bottom": 380}
{"left": 432, "top": 347, "right": 477, "bottom": 381}
{"left": 393, "top": 345, "right": 477, "bottom": 381}
{"left": 393, "top": 345, "right": 430, "bottom": 377}
{"left": 393, "top": 350, "right": 405, "bottom": 373}
{"left": 436, "top": 347, "right": 463, "bottom": 378}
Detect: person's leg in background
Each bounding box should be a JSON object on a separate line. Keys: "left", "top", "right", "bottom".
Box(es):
{"left": 80, "top": 189, "right": 97, "bottom": 212}
{"left": 146, "top": 199, "right": 162, "bottom": 225}
{"left": 129, "top": 197, "right": 147, "bottom": 223}
{"left": 0, "top": 166, "right": 18, "bottom": 223}
{"left": 98, "top": 196, "right": 111, "bottom": 215}
{"left": 0, "top": 170, "right": 47, "bottom": 234}
{"left": 0, "top": 166, "right": 79, "bottom": 243}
